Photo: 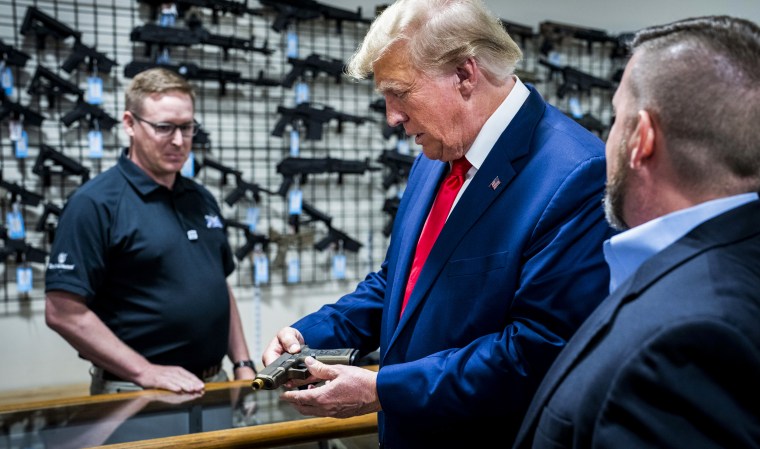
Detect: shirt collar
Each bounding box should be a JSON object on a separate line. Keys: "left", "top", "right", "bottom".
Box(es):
{"left": 117, "top": 148, "right": 191, "bottom": 196}
{"left": 604, "top": 192, "right": 759, "bottom": 292}
{"left": 463, "top": 76, "right": 530, "bottom": 170}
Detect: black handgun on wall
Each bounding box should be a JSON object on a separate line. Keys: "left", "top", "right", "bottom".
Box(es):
{"left": 252, "top": 345, "right": 359, "bottom": 391}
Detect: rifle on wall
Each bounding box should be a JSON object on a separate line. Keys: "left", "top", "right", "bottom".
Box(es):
{"left": 282, "top": 53, "right": 345, "bottom": 88}
{"left": 538, "top": 20, "right": 618, "bottom": 56}
{"left": 27, "top": 65, "right": 84, "bottom": 108}
{"left": 0, "top": 228, "right": 49, "bottom": 265}
{"left": 272, "top": 102, "right": 373, "bottom": 141}
{"left": 61, "top": 42, "right": 118, "bottom": 74}
{"left": 137, "top": 0, "right": 262, "bottom": 24}
{"left": 369, "top": 98, "right": 405, "bottom": 140}
{"left": 257, "top": 0, "right": 372, "bottom": 34}
{"left": 130, "top": 17, "right": 272, "bottom": 60}
{"left": 225, "top": 219, "right": 271, "bottom": 260}
{"left": 0, "top": 178, "right": 44, "bottom": 207}
{"left": 499, "top": 19, "right": 535, "bottom": 48}
{"left": 377, "top": 149, "right": 415, "bottom": 190}
{"left": 275, "top": 156, "right": 379, "bottom": 196}
{"left": 0, "top": 93, "right": 46, "bottom": 127}
{"left": 539, "top": 58, "right": 614, "bottom": 98}
{"left": 61, "top": 99, "right": 120, "bottom": 131}
{"left": 295, "top": 201, "right": 362, "bottom": 253}
{"left": 19, "top": 6, "right": 81, "bottom": 50}
{"left": 32, "top": 144, "right": 91, "bottom": 187}
{"left": 124, "top": 61, "right": 280, "bottom": 96}
{"left": 0, "top": 39, "right": 31, "bottom": 68}
{"left": 35, "top": 201, "right": 63, "bottom": 244}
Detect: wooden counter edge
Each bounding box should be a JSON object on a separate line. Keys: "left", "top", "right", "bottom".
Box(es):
{"left": 0, "top": 380, "right": 246, "bottom": 413}
{"left": 90, "top": 413, "right": 379, "bottom": 449}
{"left": 0, "top": 366, "right": 379, "bottom": 413}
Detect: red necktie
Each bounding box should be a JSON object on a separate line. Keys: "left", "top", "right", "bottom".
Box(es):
{"left": 401, "top": 157, "right": 472, "bottom": 316}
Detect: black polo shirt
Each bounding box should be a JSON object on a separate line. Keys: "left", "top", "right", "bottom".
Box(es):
{"left": 45, "top": 150, "right": 236, "bottom": 372}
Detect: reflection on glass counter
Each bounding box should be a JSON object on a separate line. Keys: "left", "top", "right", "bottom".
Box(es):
{"left": 0, "top": 382, "right": 314, "bottom": 448}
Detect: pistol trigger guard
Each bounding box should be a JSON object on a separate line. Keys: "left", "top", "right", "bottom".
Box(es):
{"left": 289, "top": 366, "right": 310, "bottom": 380}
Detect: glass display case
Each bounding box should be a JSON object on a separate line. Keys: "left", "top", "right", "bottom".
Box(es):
{"left": 0, "top": 381, "right": 377, "bottom": 448}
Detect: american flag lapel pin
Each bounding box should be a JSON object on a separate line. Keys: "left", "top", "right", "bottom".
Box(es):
{"left": 489, "top": 176, "right": 501, "bottom": 190}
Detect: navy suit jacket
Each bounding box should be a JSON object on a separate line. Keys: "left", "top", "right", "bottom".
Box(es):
{"left": 293, "top": 86, "right": 614, "bottom": 448}
{"left": 513, "top": 200, "right": 760, "bottom": 449}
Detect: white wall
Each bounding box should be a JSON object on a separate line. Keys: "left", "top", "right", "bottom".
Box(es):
{"left": 2, "top": 0, "right": 760, "bottom": 395}
{"left": 346, "top": 0, "right": 760, "bottom": 33}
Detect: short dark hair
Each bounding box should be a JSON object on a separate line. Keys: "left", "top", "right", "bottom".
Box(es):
{"left": 627, "top": 16, "right": 760, "bottom": 195}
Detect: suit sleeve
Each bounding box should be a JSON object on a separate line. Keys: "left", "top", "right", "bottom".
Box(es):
{"left": 290, "top": 156, "right": 429, "bottom": 355}
{"left": 594, "top": 320, "right": 760, "bottom": 448}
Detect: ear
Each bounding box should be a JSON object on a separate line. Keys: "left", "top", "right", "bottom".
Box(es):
{"left": 456, "top": 58, "right": 477, "bottom": 98}
{"left": 627, "top": 110, "right": 655, "bottom": 169}
{"left": 123, "top": 111, "right": 136, "bottom": 138}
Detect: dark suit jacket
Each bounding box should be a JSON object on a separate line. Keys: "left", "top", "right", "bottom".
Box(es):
{"left": 293, "top": 86, "right": 614, "bottom": 448}
{"left": 513, "top": 199, "right": 760, "bottom": 449}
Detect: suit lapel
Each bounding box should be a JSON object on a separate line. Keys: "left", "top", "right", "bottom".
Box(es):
{"left": 514, "top": 199, "right": 760, "bottom": 448}
{"left": 391, "top": 87, "right": 546, "bottom": 338}
{"left": 385, "top": 160, "right": 448, "bottom": 324}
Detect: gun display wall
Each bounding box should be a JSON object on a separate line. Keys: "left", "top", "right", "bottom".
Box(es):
{"left": 0, "top": 0, "right": 627, "bottom": 305}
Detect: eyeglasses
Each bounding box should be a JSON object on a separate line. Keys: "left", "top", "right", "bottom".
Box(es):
{"left": 130, "top": 112, "right": 201, "bottom": 138}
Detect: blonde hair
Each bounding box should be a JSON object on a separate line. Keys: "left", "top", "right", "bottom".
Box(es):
{"left": 125, "top": 67, "right": 196, "bottom": 115}
{"left": 346, "top": 0, "right": 522, "bottom": 83}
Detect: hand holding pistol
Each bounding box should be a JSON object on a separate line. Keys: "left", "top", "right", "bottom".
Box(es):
{"left": 252, "top": 345, "right": 358, "bottom": 391}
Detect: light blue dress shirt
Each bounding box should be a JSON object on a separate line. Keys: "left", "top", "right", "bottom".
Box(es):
{"left": 603, "top": 192, "right": 759, "bottom": 292}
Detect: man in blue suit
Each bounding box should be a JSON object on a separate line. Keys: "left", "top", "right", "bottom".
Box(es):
{"left": 512, "top": 16, "right": 760, "bottom": 449}
{"left": 260, "top": 1, "right": 613, "bottom": 447}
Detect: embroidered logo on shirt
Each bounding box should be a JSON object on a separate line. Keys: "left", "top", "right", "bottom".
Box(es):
{"left": 48, "top": 252, "right": 75, "bottom": 271}
{"left": 205, "top": 214, "right": 223, "bottom": 229}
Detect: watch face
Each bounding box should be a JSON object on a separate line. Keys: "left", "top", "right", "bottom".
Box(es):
{"left": 235, "top": 360, "right": 255, "bottom": 370}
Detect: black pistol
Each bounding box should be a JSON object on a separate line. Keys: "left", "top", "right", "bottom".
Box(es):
{"left": 252, "top": 345, "right": 359, "bottom": 391}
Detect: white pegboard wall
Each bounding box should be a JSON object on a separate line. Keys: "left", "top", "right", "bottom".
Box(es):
{"left": 0, "top": 0, "right": 400, "bottom": 302}
{"left": 0, "top": 1, "right": 623, "bottom": 305}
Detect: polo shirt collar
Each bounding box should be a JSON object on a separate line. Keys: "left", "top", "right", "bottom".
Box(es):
{"left": 117, "top": 148, "right": 192, "bottom": 195}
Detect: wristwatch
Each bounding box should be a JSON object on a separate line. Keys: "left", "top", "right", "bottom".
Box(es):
{"left": 232, "top": 360, "right": 256, "bottom": 371}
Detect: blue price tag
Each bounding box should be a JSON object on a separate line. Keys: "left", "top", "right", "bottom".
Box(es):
{"left": 14, "top": 130, "right": 28, "bottom": 158}
{"left": 8, "top": 120, "right": 22, "bottom": 141}
{"left": 548, "top": 51, "right": 563, "bottom": 66}
{"left": 287, "top": 253, "right": 300, "bottom": 283}
{"left": 180, "top": 151, "right": 195, "bottom": 177}
{"left": 288, "top": 189, "right": 303, "bottom": 215}
{"left": 16, "top": 267, "right": 32, "bottom": 293}
{"left": 246, "top": 207, "right": 260, "bottom": 233}
{"left": 289, "top": 130, "right": 300, "bottom": 156}
{"left": 332, "top": 253, "right": 346, "bottom": 280}
{"left": 295, "top": 82, "right": 309, "bottom": 104}
{"left": 87, "top": 76, "right": 103, "bottom": 105}
{"left": 157, "top": 48, "right": 171, "bottom": 64}
{"left": 396, "top": 139, "right": 410, "bottom": 155}
{"left": 254, "top": 255, "right": 269, "bottom": 285}
{"left": 286, "top": 32, "right": 298, "bottom": 58}
{"left": 159, "top": 4, "right": 177, "bottom": 26}
{"left": 2, "top": 66, "right": 14, "bottom": 96}
{"left": 568, "top": 97, "right": 584, "bottom": 119}
{"left": 7, "top": 210, "right": 26, "bottom": 240}
{"left": 88, "top": 129, "right": 103, "bottom": 158}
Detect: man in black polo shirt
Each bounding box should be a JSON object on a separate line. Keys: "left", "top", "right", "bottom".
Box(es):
{"left": 45, "top": 68, "right": 257, "bottom": 395}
